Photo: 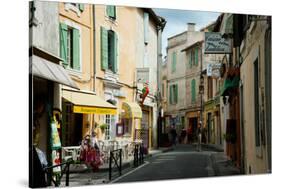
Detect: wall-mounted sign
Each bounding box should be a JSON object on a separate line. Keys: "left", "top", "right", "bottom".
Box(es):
{"left": 137, "top": 68, "right": 150, "bottom": 83}
{"left": 205, "top": 32, "right": 232, "bottom": 54}
{"left": 207, "top": 63, "right": 222, "bottom": 78}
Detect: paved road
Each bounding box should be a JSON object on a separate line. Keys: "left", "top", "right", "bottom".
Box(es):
{"left": 113, "top": 144, "right": 216, "bottom": 183}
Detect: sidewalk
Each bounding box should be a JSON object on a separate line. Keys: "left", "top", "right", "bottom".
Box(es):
{"left": 210, "top": 152, "right": 241, "bottom": 176}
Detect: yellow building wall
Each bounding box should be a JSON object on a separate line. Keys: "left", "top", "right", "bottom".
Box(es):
{"left": 94, "top": 5, "right": 138, "bottom": 132}
{"left": 240, "top": 20, "right": 269, "bottom": 174}
{"left": 59, "top": 3, "right": 94, "bottom": 138}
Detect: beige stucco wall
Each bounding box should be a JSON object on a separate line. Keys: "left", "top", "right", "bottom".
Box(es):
{"left": 240, "top": 19, "right": 269, "bottom": 174}
{"left": 59, "top": 3, "right": 94, "bottom": 138}
{"left": 167, "top": 33, "right": 187, "bottom": 114}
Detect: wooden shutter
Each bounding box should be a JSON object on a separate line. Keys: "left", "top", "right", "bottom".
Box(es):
{"left": 169, "top": 85, "right": 173, "bottom": 104}
{"left": 107, "top": 6, "right": 116, "bottom": 18}
{"left": 112, "top": 32, "right": 118, "bottom": 73}
{"left": 60, "top": 23, "right": 68, "bottom": 66}
{"left": 79, "top": 4, "right": 84, "bottom": 12}
{"left": 175, "top": 84, "right": 178, "bottom": 104}
{"left": 101, "top": 27, "right": 108, "bottom": 70}
{"left": 195, "top": 48, "right": 198, "bottom": 66}
{"left": 72, "top": 28, "right": 80, "bottom": 70}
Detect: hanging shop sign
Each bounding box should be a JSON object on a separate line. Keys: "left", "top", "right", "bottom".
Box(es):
{"left": 207, "top": 63, "right": 222, "bottom": 78}
{"left": 205, "top": 32, "right": 232, "bottom": 54}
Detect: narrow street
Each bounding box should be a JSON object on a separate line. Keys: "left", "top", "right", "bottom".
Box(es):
{"left": 113, "top": 144, "right": 217, "bottom": 183}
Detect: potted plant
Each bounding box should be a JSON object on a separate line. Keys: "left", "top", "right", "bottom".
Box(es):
{"left": 99, "top": 123, "right": 107, "bottom": 133}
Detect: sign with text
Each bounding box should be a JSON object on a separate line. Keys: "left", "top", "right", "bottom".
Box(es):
{"left": 207, "top": 63, "right": 222, "bottom": 78}
{"left": 205, "top": 32, "right": 231, "bottom": 54}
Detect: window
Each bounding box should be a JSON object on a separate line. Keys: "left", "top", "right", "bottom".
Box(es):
{"left": 105, "top": 115, "right": 116, "bottom": 140}
{"left": 60, "top": 23, "right": 80, "bottom": 71}
{"left": 191, "top": 79, "right": 196, "bottom": 102}
{"left": 189, "top": 47, "right": 199, "bottom": 68}
{"left": 169, "top": 84, "right": 178, "bottom": 104}
{"left": 254, "top": 58, "right": 260, "bottom": 147}
{"left": 172, "top": 52, "right": 177, "bottom": 73}
{"left": 144, "top": 12, "right": 149, "bottom": 44}
{"left": 106, "top": 5, "right": 116, "bottom": 20}
{"left": 101, "top": 27, "right": 118, "bottom": 73}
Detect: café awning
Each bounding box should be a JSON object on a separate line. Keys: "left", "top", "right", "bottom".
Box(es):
{"left": 122, "top": 102, "right": 142, "bottom": 119}
{"left": 220, "top": 76, "right": 240, "bottom": 96}
{"left": 62, "top": 89, "right": 117, "bottom": 115}
{"left": 31, "top": 55, "right": 79, "bottom": 89}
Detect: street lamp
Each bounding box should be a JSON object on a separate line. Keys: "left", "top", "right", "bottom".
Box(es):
{"left": 198, "top": 74, "right": 204, "bottom": 151}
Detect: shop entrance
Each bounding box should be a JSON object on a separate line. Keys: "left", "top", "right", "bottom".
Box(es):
{"left": 189, "top": 117, "right": 198, "bottom": 143}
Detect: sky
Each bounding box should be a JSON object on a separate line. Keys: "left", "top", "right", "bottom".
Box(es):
{"left": 153, "top": 8, "right": 221, "bottom": 58}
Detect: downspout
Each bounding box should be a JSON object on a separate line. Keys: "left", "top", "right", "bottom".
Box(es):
{"left": 92, "top": 4, "right": 96, "bottom": 93}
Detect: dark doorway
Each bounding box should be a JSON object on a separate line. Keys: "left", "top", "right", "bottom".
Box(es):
{"left": 207, "top": 113, "right": 212, "bottom": 143}
{"left": 189, "top": 117, "right": 198, "bottom": 143}
{"left": 73, "top": 113, "right": 83, "bottom": 146}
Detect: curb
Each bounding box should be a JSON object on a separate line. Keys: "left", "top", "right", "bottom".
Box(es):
{"left": 69, "top": 147, "right": 173, "bottom": 174}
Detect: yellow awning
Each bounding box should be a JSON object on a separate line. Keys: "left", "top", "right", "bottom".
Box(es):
{"left": 122, "top": 102, "right": 142, "bottom": 119}
{"left": 62, "top": 89, "right": 117, "bottom": 115}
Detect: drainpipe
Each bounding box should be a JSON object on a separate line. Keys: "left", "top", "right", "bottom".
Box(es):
{"left": 92, "top": 4, "right": 96, "bottom": 93}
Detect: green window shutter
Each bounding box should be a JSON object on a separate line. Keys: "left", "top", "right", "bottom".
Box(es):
{"left": 175, "top": 84, "right": 178, "bottom": 104}
{"left": 60, "top": 23, "right": 68, "bottom": 66}
{"left": 72, "top": 28, "right": 80, "bottom": 70}
{"left": 101, "top": 27, "right": 108, "bottom": 70}
{"left": 107, "top": 6, "right": 116, "bottom": 19}
{"left": 169, "top": 85, "right": 173, "bottom": 104}
{"left": 79, "top": 4, "right": 84, "bottom": 12}
{"left": 112, "top": 32, "right": 118, "bottom": 73}
{"left": 195, "top": 48, "right": 198, "bottom": 66}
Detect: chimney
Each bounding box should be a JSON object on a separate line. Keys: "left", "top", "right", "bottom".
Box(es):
{"left": 187, "top": 23, "right": 196, "bottom": 32}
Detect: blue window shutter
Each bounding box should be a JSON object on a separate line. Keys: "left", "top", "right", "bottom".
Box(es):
{"left": 72, "top": 28, "right": 80, "bottom": 70}
{"left": 60, "top": 23, "right": 68, "bottom": 66}
{"left": 101, "top": 27, "right": 108, "bottom": 70}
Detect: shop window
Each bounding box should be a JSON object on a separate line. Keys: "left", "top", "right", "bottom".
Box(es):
{"left": 105, "top": 115, "right": 116, "bottom": 140}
